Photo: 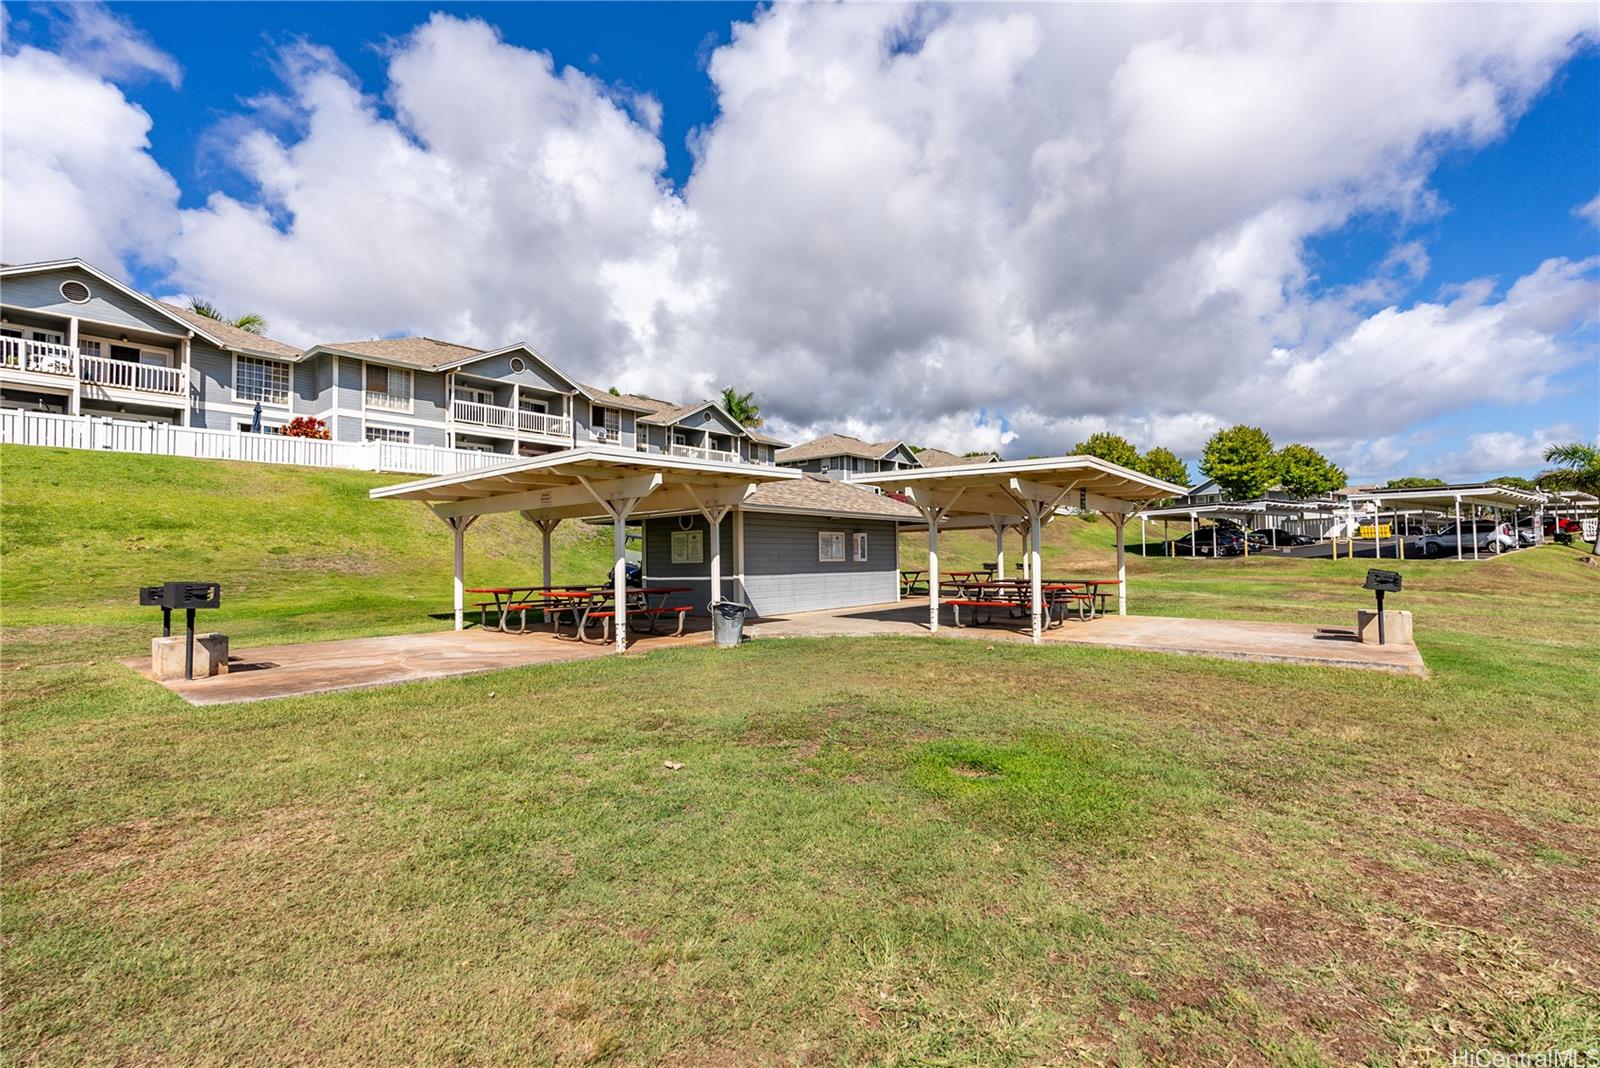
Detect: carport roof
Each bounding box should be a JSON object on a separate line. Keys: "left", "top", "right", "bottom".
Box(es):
{"left": 1344, "top": 483, "right": 1545, "bottom": 510}
{"left": 370, "top": 446, "right": 799, "bottom": 521}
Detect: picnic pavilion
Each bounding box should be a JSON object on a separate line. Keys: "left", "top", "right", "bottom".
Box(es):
{"left": 853, "top": 456, "right": 1186, "bottom": 644}
{"left": 370, "top": 447, "right": 799, "bottom": 652}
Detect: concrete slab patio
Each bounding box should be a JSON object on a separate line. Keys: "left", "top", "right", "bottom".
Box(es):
{"left": 128, "top": 599, "right": 1424, "bottom": 706}
{"left": 123, "top": 627, "right": 705, "bottom": 706}
{"left": 745, "top": 601, "right": 1428, "bottom": 676}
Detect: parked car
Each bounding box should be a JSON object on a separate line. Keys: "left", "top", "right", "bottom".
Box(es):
{"left": 1414, "top": 520, "right": 1517, "bottom": 558}
{"left": 1214, "top": 522, "right": 1267, "bottom": 550}
{"left": 1250, "top": 528, "right": 1316, "bottom": 546}
{"left": 1167, "top": 530, "right": 1246, "bottom": 557}
{"left": 1544, "top": 515, "right": 1582, "bottom": 536}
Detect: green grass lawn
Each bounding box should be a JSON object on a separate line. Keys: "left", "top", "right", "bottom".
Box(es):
{"left": 4, "top": 446, "right": 1599, "bottom": 1065}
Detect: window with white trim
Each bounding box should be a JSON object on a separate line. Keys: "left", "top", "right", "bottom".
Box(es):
{"left": 853, "top": 532, "right": 869, "bottom": 562}
{"left": 364, "top": 425, "right": 411, "bottom": 444}
{"left": 364, "top": 364, "right": 412, "bottom": 410}
{"left": 78, "top": 340, "right": 102, "bottom": 358}
{"left": 818, "top": 531, "right": 846, "bottom": 563}
{"left": 235, "top": 355, "right": 290, "bottom": 405}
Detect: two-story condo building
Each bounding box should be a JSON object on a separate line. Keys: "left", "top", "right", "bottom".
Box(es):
{"left": 0, "top": 259, "right": 788, "bottom": 464}
{"left": 775, "top": 434, "right": 1002, "bottom": 479}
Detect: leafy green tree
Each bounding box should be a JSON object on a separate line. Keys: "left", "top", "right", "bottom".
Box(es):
{"left": 1541, "top": 442, "right": 1600, "bottom": 553}
{"left": 1138, "top": 446, "right": 1190, "bottom": 488}
{"left": 1199, "top": 425, "right": 1275, "bottom": 500}
{"left": 1071, "top": 432, "right": 1141, "bottom": 469}
{"left": 1489, "top": 475, "right": 1537, "bottom": 492}
{"left": 1382, "top": 476, "right": 1447, "bottom": 489}
{"left": 1272, "top": 443, "right": 1346, "bottom": 498}
{"left": 189, "top": 298, "right": 268, "bottom": 335}
{"left": 719, "top": 387, "right": 764, "bottom": 428}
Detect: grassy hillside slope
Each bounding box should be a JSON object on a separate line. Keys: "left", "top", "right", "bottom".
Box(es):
{"left": 0, "top": 445, "right": 617, "bottom": 648}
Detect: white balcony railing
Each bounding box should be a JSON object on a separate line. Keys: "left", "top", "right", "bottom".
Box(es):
{"left": 365, "top": 389, "right": 411, "bottom": 412}
{"left": 517, "top": 410, "right": 571, "bottom": 438}
{"left": 80, "top": 354, "right": 184, "bottom": 396}
{"left": 669, "top": 442, "right": 742, "bottom": 464}
{"left": 0, "top": 337, "right": 76, "bottom": 377}
{"left": 451, "top": 398, "right": 515, "bottom": 430}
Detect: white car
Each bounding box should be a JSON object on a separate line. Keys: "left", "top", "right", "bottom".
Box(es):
{"left": 1415, "top": 520, "right": 1517, "bottom": 557}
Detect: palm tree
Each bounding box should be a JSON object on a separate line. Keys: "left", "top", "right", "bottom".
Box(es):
{"left": 189, "top": 298, "right": 268, "bottom": 336}
{"left": 719, "top": 387, "right": 763, "bottom": 428}
{"left": 1541, "top": 441, "right": 1600, "bottom": 554}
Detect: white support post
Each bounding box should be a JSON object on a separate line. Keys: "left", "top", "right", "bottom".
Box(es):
{"left": 435, "top": 512, "right": 479, "bottom": 631}
{"left": 1019, "top": 525, "right": 1030, "bottom": 579}
{"left": 1471, "top": 501, "right": 1480, "bottom": 561}
{"left": 1189, "top": 513, "right": 1197, "bottom": 559}
{"left": 1029, "top": 504, "right": 1044, "bottom": 644}
{"left": 1455, "top": 496, "right": 1464, "bottom": 562}
{"left": 928, "top": 517, "right": 941, "bottom": 632}
{"left": 734, "top": 508, "right": 748, "bottom": 608}
{"left": 1211, "top": 521, "right": 1217, "bottom": 557}
{"left": 1114, "top": 512, "right": 1127, "bottom": 616}
{"left": 575, "top": 472, "right": 661, "bottom": 652}
{"left": 993, "top": 519, "right": 1007, "bottom": 579}
{"left": 1375, "top": 511, "right": 1382, "bottom": 560}
{"left": 534, "top": 516, "right": 561, "bottom": 588}
{"left": 1140, "top": 515, "right": 1147, "bottom": 557}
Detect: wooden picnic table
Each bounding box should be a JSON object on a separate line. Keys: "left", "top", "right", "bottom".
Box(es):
{"left": 899, "top": 568, "right": 927, "bottom": 597}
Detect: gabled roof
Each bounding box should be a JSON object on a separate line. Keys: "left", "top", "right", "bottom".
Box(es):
{"left": 916, "top": 447, "right": 1000, "bottom": 468}
{"left": 743, "top": 472, "right": 920, "bottom": 521}
{"left": 1, "top": 258, "right": 228, "bottom": 348}
{"left": 307, "top": 337, "right": 482, "bottom": 370}
{"left": 434, "top": 343, "right": 582, "bottom": 392}
{"left": 637, "top": 398, "right": 754, "bottom": 439}
{"left": 157, "top": 302, "right": 301, "bottom": 360}
{"left": 774, "top": 433, "right": 911, "bottom": 463}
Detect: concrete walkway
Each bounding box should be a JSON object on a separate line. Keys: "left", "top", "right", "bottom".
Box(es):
{"left": 745, "top": 601, "right": 1427, "bottom": 676}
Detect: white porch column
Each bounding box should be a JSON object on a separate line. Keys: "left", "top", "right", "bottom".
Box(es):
{"left": 1455, "top": 496, "right": 1464, "bottom": 561}
{"left": 1140, "top": 515, "right": 1147, "bottom": 558}
{"left": 993, "top": 519, "right": 1007, "bottom": 578}
{"left": 734, "top": 508, "right": 748, "bottom": 607}
{"left": 178, "top": 337, "right": 192, "bottom": 426}
{"left": 1114, "top": 513, "right": 1127, "bottom": 616}
{"left": 1374, "top": 511, "right": 1382, "bottom": 560}
{"left": 435, "top": 513, "right": 479, "bottom": 630}
{"left": 1471, "top": 502, "right": 1480, "bottom": 561}
{"left": 1189, "top": 512, "right": 1196, "bottom": 558}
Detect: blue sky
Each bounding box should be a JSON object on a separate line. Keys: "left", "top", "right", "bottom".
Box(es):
{"left": 3, "top": 2, "right": 1597, "bottom": 479}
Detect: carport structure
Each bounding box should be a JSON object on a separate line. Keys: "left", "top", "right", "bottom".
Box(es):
{"left": 371, "top": 448, "right": 799, "bottom": 651}
{"left": 1344, "top": 483, "right": 1546, "bottom": 560}
{"left": 1134, "top": 499, "right": 1339, "bottom": 556}
{"left": 854, "top": 456, "right": 1185, "bottom": 644}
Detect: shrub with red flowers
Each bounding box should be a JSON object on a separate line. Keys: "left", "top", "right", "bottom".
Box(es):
{"left": 282, "top": 416, "right": 330, "bottom": 440}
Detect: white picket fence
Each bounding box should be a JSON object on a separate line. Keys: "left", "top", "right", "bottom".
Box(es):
{"left": 0, "top": 408, "right": 513, "bottom": 477}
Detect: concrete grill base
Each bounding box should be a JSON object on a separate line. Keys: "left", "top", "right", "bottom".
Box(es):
{"left": 151, "top": 633, "right": 229, "bottom": 681}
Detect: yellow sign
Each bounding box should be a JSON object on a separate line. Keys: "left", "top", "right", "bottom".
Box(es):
{"left": 1357, "top": 524, "right": 1392, "bottom": 539}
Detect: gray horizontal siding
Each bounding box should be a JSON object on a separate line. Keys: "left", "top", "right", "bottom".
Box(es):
{"left": 642, "top": 515, "right": 736, "bottom": 611}
{"left": 740, "top": 513, "right": 899, "bottom": 616}
{"left": 189, "top": 341, "right": 233, "bottom": 420}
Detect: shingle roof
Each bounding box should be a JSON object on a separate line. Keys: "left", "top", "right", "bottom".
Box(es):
{"left": 157, "top": 302, "right": 301, "bottom": 359}
{"left": 315, "top": 337, "right": 483, "bottom": 370}
{"left": 638, "top": 400, "right": 717, "bottom": 426}
{"left": 745, "top": 427, "right": 791, "bottom": 447}
{"left": 916, "top": 447, "right": 1000, "bottom": 468}
{"left": 745, "top": 472, "right": 920, "bottom": 520}
{"left": 774, "top": 434, "right": 908, "bottom": 463}
{"left": 577, "top": 384, "right": 676, "bottom": 414}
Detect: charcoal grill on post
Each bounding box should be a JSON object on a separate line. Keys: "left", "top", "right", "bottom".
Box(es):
{"left": 139, "top": 582, "right": 221, "bottom": 679}
{"left": 1362, "top": 569, "right": 1401, "bottom": 645}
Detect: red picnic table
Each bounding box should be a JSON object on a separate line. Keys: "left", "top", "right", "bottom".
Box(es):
{"left": 541, "top": 586, "right": 696, "bottom": 644}
{"left": 941, "top": 578, "right": 1117, "bottom": 628}
{"left": 467, "top": 585, "right": 601, "bottom": 632}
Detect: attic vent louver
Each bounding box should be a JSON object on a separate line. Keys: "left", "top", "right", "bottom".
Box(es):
{"left": 59, "top": 280, "right": 91, "bottom": 304}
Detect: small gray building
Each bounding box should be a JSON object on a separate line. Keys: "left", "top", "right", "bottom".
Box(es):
{"left": 640, "top": 473, "right": 916, "bottom": 616}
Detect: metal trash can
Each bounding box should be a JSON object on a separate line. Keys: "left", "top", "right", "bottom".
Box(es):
{"left": 711, "top": 600, "right": 749, "bottom": 648}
